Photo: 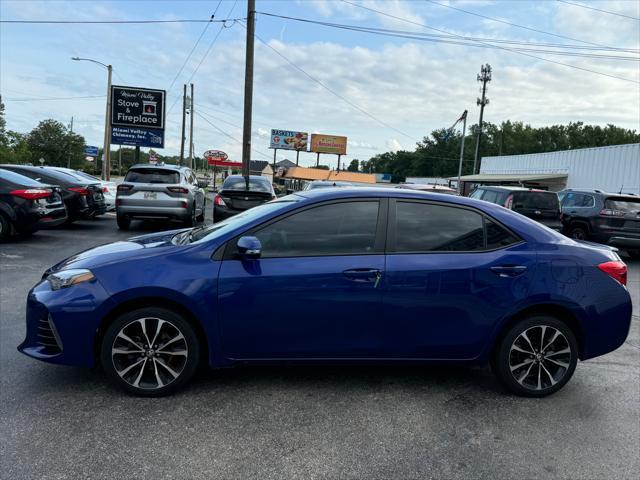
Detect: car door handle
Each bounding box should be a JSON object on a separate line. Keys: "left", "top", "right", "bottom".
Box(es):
{"left": 490, "top": 265, "right": 527, "bottom": 278}
{"left": 343, "top": 268, "right": 380, "bottom": 283}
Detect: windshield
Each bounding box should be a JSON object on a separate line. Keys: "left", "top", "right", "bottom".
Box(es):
{"left": 222, "top": 176, "right": 271, "bottom": 192}
{"left": 190, "top": 197, "right": 299, "bottom": 243}
{"left": 125, "top": 168, "right": 180, "bottom": 184}
{"left": 605, "top": 197, "right": 640, "bottom": 212}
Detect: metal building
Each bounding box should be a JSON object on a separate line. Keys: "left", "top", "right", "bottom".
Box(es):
{"left": 457, "top": 143, "right": 639, "bottom": 194}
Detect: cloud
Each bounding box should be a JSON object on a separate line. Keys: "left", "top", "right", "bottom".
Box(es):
{"left": 386, "top": 139, "right": 403, "bottom": 152}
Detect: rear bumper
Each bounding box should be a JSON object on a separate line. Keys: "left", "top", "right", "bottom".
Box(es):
{"left": 117, "top": 204, "right": 191, "bottom": 220}
{"left": 37, "top": 207, "right": 68, "bottom": 229}
{"left": 213, "top": 205, "right": 243, "bottom": 220}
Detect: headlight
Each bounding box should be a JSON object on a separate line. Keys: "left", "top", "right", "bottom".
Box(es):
{"left": 48, "top": 269, "right": 95, "bottom": 290}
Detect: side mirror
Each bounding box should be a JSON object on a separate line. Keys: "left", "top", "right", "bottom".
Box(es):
{"left": 237, "top": 236, "right": 262, "bottom": 259}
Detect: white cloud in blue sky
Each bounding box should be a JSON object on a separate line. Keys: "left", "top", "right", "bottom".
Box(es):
{"left": 1, "top": 0, "right": 638, "bottom": 165}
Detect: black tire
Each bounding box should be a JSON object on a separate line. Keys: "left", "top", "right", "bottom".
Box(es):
{"left": 184, "top": 203, "right": 196, "bottom": 227}
{"left": 196, "top": 199, "right": 205, "bottom": 222}
{"left": 0, "top": 213, "right": 11, "bottom": 242}
{"left": 494, "top": 315, "right": 578, "bottom": 397}
{"left": 117, "top": 214, "right": 130, "bottom": 230}
{"left": 567, "top": 223, "right": 588, "bottom": 241}
{"left": 100, "top": 307, "right": 201, "bottom": 397}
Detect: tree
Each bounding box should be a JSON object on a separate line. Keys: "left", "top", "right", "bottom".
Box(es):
{"left": 27, "top": 119, "right": 86, "bottom": 168}
{"left": 346, "top": 159, "right": 360, "bottom": 172}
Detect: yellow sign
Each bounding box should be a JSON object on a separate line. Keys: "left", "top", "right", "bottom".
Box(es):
{"left": 310, "top": 134, "right": 347, "bottom": 155}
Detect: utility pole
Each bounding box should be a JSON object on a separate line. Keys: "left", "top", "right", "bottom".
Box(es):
{"left": 188, "top": 83, "right": 194, "bottom": 170}
{"left": 241, "top": 0, "right": 256, "bottom": 189}
{"left": 456, "top": 110, "right": 468, "bottom": 195}
{"left": 180, "top": 84, "right": 187, "bottom": 165}
{"left": 473, "top": 64, "right": 491, "bottom": 175}
{"left": 67, "top": 116, "right": 73, "bottom": 168}
{"left": 103, "top": 64, "right": 113, "bottom": 180}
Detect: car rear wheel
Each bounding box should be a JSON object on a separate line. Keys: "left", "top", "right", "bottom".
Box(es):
{"left": 101, "top": 307, "right": 200, "bottom": 396}
{"left": 196, "top": 199, "right": 205, "bottom": 222}
{"left": 184, "top": 203, "right": 196, "bottom": 227}
{"left": 494, "top": 316, "right": 578, "bottom": 397}
{"left": 117, "top": 214, "right": 130, "bottom": 230}
{"left": 0, "top": 214, "right": 11, "bottom": 241}
{"left": 568, "top": 223, "right": 588, "bottom": 240}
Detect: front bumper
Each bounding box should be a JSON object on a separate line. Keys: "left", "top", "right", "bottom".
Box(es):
{"left": 18, "top": 276, "right": 113, "bottom": 367}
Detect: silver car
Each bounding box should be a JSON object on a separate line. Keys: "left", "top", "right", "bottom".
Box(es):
{"left": 116, "top": 164, "right": 205, "bottom": 230}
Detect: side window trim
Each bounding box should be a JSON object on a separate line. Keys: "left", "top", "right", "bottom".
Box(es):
{"left": 386, "top": 198, "right": 523, "bottom": 254}
{"left": 222, "top": 198, "right": 388, "bottom": 260}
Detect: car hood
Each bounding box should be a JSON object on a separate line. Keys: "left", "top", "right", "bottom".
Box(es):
{"left": 46, "top": 228, "right": 189, "bottom": 273}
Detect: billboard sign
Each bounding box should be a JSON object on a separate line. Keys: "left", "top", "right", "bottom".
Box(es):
{"left": 111, "top": 85, "right": 166, "bottom": 130}
{"left": 204, "top": 150, "right": 228, "bottom": 163}
{"left": 84, "top": 145, "right": 99, "bottom": 157}
{"left": 270, "top": 129, "right": 308, "bottom": 151}
{"left": 310, "top": 134, "right": 347, "bottom": 155}
{"left": 111, "top": 126, "right": 164, "bottom": 148}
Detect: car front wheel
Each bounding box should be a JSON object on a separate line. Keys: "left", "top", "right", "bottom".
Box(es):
{"left": 494, "top": 316, "right": 578, "bottom": 397}
{"left": 101, "top": 307, "right": 200, "bottom": 396}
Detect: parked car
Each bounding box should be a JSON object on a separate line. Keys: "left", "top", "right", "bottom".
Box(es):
{"left": 397, "top": 183, "right": 458, "bottom": 195}
{"left": 213, "top": 175, "right": 275, "bottom": 222}
{"left": 469, "top": 186, "right": 562, "bottom": 230}
{"left": 304, "top": 180, "right": 355, "bottom": 190}
{"left": 0, "top": 165, "right": 106, "bottom": 222}
{"left": 0, "top": 168, "right": 67, "bottom": 241}
{"left": 559, "top": 189, "right": 640, "bottom": 259}
{"left": 19, "top": 187, "right": 631, "bottom": 397}
{"left": 50, "top": 167, "right": 117, "bottom": 211}
{"left": 116, "top": 164, "right": 206, "bottom": 229}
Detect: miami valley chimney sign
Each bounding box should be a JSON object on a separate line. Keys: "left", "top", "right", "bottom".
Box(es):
{"left": 111, "top": 86, "right": 165, "bottom": 129}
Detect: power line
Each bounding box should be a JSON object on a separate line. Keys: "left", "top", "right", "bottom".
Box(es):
{"left": 194, "top": 111, "right": 273, "bottom": 161}
{"left": 556, "top": 0, "right": 640, "bottom": 21}
{"left": 257, "top": 12, "right": 639, "bottom": 61}
{"left": 5, "top": 95, "right": 106, "bottom": 102}
{"left": 244, "top": 23, "right": 417, "bottom": 142}
{"left": 1, "top": 18, "right": 243, "bottom": 24}
{"left": 342, "top": 0, "right": 639, "bottom": 84}
{"left": 424, "top": 0, "right": 621, "bottom": 50}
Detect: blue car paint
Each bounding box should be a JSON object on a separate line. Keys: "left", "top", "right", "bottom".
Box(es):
{"left": 18, "top": 188, "right": 632, "bottom": 369}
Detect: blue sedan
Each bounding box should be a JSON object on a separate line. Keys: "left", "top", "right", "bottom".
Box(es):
{"left": 19, "top": 188, "right": 632, "bottom": 396}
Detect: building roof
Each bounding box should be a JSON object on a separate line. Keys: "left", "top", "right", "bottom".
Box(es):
{"left": 249, "top": 160, "right": 271, "bottom": 173}
{"left": 283, "top": 166, "right": 376, "bottom": 184}
{"left": 453, "top": 173, "right": 568, "bottom": 184}
{"left": 276, "top": 159, "right": 297, "bottom": 168}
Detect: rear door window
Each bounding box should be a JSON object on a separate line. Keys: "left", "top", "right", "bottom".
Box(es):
{"left": 124, "top": 169, "right": 180, "bottom": 184}
{"left": 481, "top": 190, "right": 500, "bottom": 204}
{"left": 469, "top": 189, "right": 484, "bottom": 199}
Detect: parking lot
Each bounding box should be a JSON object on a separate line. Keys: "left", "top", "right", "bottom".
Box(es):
{"left": 1, "top": 212, "right": 638, "bottom": 480}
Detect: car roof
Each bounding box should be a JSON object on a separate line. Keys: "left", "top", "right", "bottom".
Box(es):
{"left": 224, "top": 174, "right": 269, "bottom": 181}
{"left": 128, "top": 163, "right": 185, "bottom": 170}
{"left": 475, "top": 185, "right": 551, "bottom": 192}
{"left": 561, "top": 189, "right": 639, "bottom": 199}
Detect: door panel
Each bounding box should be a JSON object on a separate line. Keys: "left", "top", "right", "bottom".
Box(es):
{"left": 218, "top": 255, "right": 385, "bottom": 359}
{"left": 382, "top": 247, "right": 536, "bottom": 359}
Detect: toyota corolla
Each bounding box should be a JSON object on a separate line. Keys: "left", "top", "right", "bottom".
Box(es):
{"left": 19, "top": 188, "right": 632, "bottom": 396}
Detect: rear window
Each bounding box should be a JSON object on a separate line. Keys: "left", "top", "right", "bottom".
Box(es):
{"left": 222, "top": 177, "right": 271, "bottom": 192}
{"left": 0, "top": 168, "right": 44, "bottom": 187}
{"left": 604, "top": 197, "right": 640, "bottom": 212}
{"left": 513, "top": 191, "right": 559, "bottom": 210}
{"left": 124, "top": 168, "right": 180, "bottom": 184}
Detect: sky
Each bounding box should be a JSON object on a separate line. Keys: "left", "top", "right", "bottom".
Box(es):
{"left": 1, "top": 0, "right": 639, "bottom": 168}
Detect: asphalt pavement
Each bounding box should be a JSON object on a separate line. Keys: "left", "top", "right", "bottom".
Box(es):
{"left": 1, "top": 212, "right": 639, "bottom": 480}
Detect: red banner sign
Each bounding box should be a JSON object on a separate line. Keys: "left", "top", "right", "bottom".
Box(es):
{"left": 208, "top": 159, "right": 243, "bottom": 168}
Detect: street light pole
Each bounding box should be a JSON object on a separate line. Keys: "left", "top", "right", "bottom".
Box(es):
{"left": 71, "top": 57, "right": 112, "bottom": 180}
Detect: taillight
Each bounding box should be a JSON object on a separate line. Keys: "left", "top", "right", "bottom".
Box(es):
{"left": 599, "top": 209, "right": 625, "bottom": 217}
{"left": 504, "top": 194, "right": 513, "bottom": 209}
{"left": 117, "top": 184, "right": 133, "bottom": 192}
{"left": 68, "top": 187, "right": 89, "bottom": 196}
{"left": 102, "top": 186, "right": 109, "bottom": 193}
{"left": 167, "top": 186, "right": 189, "bottom": 194}
{"left": 597, "top": 261, "right": 627, "bottom": 286}
{"left": 10, "top": 189, "right": 51, "bottom": 200}
{"left": 214, "top": 194, "right": 226, "bottom": 206}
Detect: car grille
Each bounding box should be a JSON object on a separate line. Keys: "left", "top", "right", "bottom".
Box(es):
{"left": 37, "top": 315, "right": 63, "bottom": 354}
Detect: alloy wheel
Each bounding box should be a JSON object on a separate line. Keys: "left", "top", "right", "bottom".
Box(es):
{"left": 508, "top": 325, "right": 572, "bottom": 391}
{"left": 111, "top": 317, "right": 188, "bottom": 390}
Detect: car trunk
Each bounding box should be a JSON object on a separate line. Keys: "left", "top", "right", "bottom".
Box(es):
{"left": 219, "top": 189, "right": 273, "bottom": 211}
{"left": 511, "top": 191, "right": 561, "bottom": 228}
{"left": 86, "top": 184, "right": 105, "bottom": 207}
